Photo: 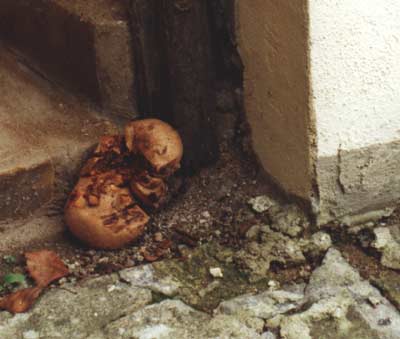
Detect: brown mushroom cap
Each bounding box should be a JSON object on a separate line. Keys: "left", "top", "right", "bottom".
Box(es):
{"left": 125, "top": 119, "right": 183, "bottom": 176}
{"left": 65, "top": 171, "right": 149, "bottom": 249}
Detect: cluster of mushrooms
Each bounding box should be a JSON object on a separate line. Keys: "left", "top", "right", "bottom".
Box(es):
{"left": 64, "top": 119, "right": 183, "bottom": 249}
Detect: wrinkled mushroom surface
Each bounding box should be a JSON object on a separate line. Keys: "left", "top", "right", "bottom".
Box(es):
{"left": 130, "top": 171, "right": 167, "bottom": 209}
{"left": 125, "top": 119, "right": 183, "bottom": 176}
{"left": 65, "top": 171, "right": 149, "bottom": 249}
{"left": 65, "top": 119, "right": 183, "bottom": 250}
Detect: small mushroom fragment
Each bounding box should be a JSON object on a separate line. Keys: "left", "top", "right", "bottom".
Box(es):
{"left": 130, "top": 171, "right": 167, "bottom": 208}
{"left": 125, "top": 119, "right": 183, "bottom": 177}
{"left": 80, "top": 135, "right": 128, "bottom": 177}
{"left": 65, "top": 171, "right": 149, "bottom": 249}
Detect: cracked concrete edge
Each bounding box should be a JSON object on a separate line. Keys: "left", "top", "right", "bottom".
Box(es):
{"left": 0, "top": 0, "right": 137, "bottom": 118}
{"left": 0, "top": 160, "right": 54, "bottom": 221}
{"left": 316, "top": 140, "right": 400, "bottom": 225}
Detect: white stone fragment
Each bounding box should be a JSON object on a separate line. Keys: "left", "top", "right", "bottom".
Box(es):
{"left": 23, "top": 331, "right": 39, "bottom": 339}
{"left": 209, "top": 267, "right": 224, "bottom": 278}
{"left": 248, "top": 196, "right": 276, "bottom": 213}
{"left": 137, "top": 324, "right": 172, "bottom": 339}
{"left": 119, "top": 264, "right": 181, "bottom": 297}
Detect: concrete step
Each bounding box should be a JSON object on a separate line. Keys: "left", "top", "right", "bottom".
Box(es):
{"left": 0, "top": 0, "right": 136, "bottom": 118}
{"left": 0, "top": 44, "right": 120, "bottom": 227}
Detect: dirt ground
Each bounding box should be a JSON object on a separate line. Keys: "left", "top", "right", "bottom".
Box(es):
{"left": 0, "top": 112, "right": 399, "bottom": 301}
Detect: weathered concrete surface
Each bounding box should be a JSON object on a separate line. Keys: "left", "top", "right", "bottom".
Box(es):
{"left": 317, "top": 141, "right": 400, "bottom": 225}
{"left": 1, "top": 249, "right": 400, "bottom": 338}
{"left": 0, "top": 43, "right": 118, "bottom": 222}
{"left": 0, "top": 273, "right": 152, "bottom": 339}
{"left": 371, "top": 225, "right": 400, "bottom": 270}
{"left": 273, "top": 249, "right": 400, "bottom": 339}
{"left": 0, "top": 0, "right": 136, "bottom": 117}
{"left": 235, "top": 0, "right": 316, "bottom": 200}
{"left": 0, "top": 215, "right": 65, "bottom": 254}
{"left": 235, "top": 0, "right": 400, "bottom": 225}
{"left": 235, "top": 226, "right": 331, "bottom": 282}
{"left": 102, "top": 299, "right": 263, "bottom": 339}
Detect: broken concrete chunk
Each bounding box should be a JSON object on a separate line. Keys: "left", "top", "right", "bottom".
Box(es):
{"left": 235, "top": 226, "right": 307, "bottom": 282}
{"left": 299, "top": 232, "right": 332, "bottom": 258}
{"left": 277, "top": 249, "right": 400, "bottom": 339}
{"left": 235, "top": 226, "right": 331, "bottom": 282}
{"left": 270, "top": 204, "right": 309, "bottom": 237}
{"left": 245, "top": 225, "right": 262, "bottom": 240}
{"left": 119, "top": 264, "right": 181, "bottom": 297}
{"left": 341, "top": 207, "right": 395, "bottom": 227}
{"left": 248, "top": 195, "right": 277, "bottom": 213}
{"left": 261, "top": 332, "right": 277, "bottom": 339}
{"left": 216, "top": 288, "right": 305, "bottom": 321}
{"left": 103, "top": 300, "right": 264, "bottom": 339}
{"left": 0, "top": 274, "right": 152, "bottom": 339}
{"left": 210, "top": 267, "right": 224, "bottom": 279}
{"left": 372, "top": 226, "right": 400, "bottom": 270}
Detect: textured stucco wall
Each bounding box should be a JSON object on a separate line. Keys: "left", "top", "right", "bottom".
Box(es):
{"left": 310, "top": 0, "right": 400, "bottom": 157}
{"left": 235, "top": 0, "right": 315, "bottom": 200}
{"left": 310, "top": 0, "right": 400, "bottom": 223}
{"left": 236, "top": 0, "right": 400, "bottom": 223}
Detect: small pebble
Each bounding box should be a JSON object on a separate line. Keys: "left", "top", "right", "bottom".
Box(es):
{"left": 209, "top": 267, "right": 223, "bottom": 278}
{"left": 368, "top": 296, "right": 382, "bottom": 307}
{"left": 202, "top": 211, "right": 211, "bottom": 219}
{"left": 268, "top": 280, "right": 278, "bottom": 289}
{"left": 154, "top": 232, "right": 163, "bottom": 242}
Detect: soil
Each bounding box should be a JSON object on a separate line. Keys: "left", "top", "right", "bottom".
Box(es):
{"left": 1, "top": 130, "right": 399, "bottom": 298}
{"left": 0, "top": 127, "right": 284, "bottom": 288}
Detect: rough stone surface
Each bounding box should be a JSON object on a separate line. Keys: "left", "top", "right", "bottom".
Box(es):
{"left": 235, "top": 227, "right": 331, "bottom": 282}
{"left": 103, "top": 300, "right": 263, "bottom": 339}
{"left": 235, "top": 226, "right": 306, "bottom": 282}
{"left": 119, "top": 264, "right": 181, "bottom": 297}
{"left": 274, "top": 249, "right": 400, "bottom": 339}
{"left": 0, "top": 215, "right": 65, "bottom": 254}
{"left": 216, "top": 288, "right": 305, "bottom": 322}
{"left": 0, "top": 274, "right": 152, "bottom": 339}
{"left": 0, "top": 0, "right": 136, "bottom": 117}
{"left": 372, "top": 225, "right": 400, "bottom": 269}
{"left": 0, "top": 43, "right": 118, "bottom": 222}
{"left": 317, "top": 141, "right": 400, "bottom": 225}
{"left": 248, "top": 195, "right": 277, "bottom": 214}
{"left": 370, "top": 270, "right": 400, "bottom": 310}
{"left": 1, "top": 248, "right": 400, "bottom": 338}
{"left": 270, "top": 204, "right": 310, "bottom": 237}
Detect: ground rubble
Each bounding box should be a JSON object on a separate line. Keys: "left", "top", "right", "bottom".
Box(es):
{"left": 1, "top": 239, "right": 400, "bottom": 338}
{"left": 1, "top": 192, "right": 400, "bottom": 338}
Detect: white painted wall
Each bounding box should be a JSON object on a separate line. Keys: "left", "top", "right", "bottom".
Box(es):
{"left": 310, "top": 0, "right": 400, "bottom": 157}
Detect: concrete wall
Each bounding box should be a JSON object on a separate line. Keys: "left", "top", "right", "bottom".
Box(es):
{"left": 309, "top": 0, "right": 400, "bottom": 223}
{"left": 235, "top": 0, "right": 316, "bottom": 200}
{"left": 310, "top": 0, "right": 400, "bottom": 157}
{"left": 236, "top": 0, "right": 400, "bottom": 224}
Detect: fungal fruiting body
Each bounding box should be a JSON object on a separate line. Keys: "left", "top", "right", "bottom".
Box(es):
{"left": 65, "top": 119, "right": 183, "bottom": 249}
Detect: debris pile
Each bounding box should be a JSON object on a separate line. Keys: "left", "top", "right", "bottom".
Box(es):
{"left": 65, "top": 119, "right": 183, "bottom": 249}
{"left": 0, "top": 250, "right": 69, "bottom": 313}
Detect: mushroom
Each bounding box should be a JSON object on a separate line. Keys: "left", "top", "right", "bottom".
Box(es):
{"left": 65, "top": 170, "right": 149, "bottom": 249}
{"left": 80, "top": 135, "right": 128, "bottom": 177}
{"left": 65, "top": 119, "right": 183, "bottom": 249}
{"left": 130, "top": 171, "right": 167, "bottom": 209}
{"left": 125, "top": 119, "right": 183, "bottom": 177}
